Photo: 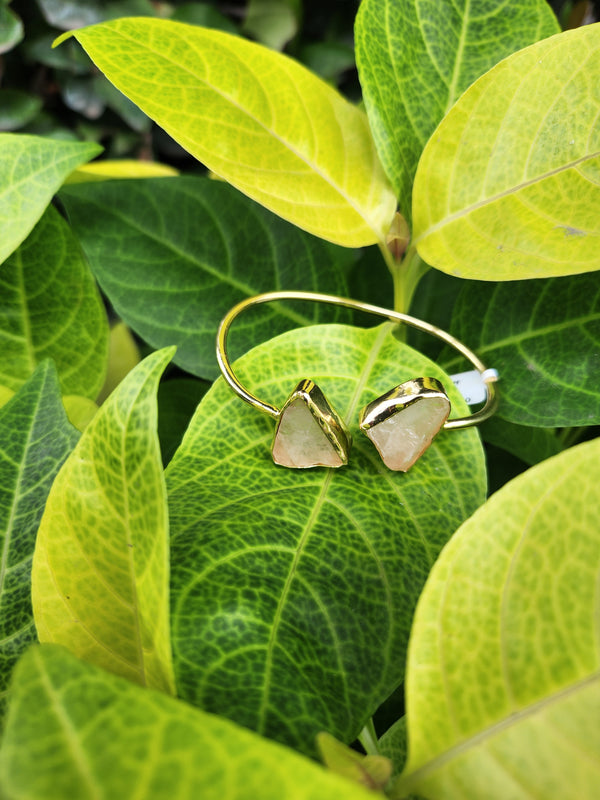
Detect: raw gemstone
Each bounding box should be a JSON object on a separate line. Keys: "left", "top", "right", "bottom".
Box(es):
{"left": 365, "top": 396, "right": 450, "bottom": 471}
{"left": 272, "top": 397, "right": 344, "bottom": 468}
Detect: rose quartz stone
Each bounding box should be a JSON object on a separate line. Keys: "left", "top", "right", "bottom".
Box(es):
{"left": 272, "top": 398, "right": 343, "bottom": 468}
{"left": 365, "top": 396, "right": 450, "bottom": 471}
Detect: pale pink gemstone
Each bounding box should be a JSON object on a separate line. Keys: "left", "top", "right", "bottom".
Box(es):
{"left": 365, "top": 396, "right": 450, "bottom": 471}
{"left": 272, "top": 398, "right": 343, "bottom": 468}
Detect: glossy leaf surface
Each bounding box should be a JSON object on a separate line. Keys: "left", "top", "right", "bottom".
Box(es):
{"left": 32, "top": 349, "right": 176, "bottom": 695}
{"left": 356, "top": 0, "right": 558, "bottom": 220}
{"left": 62, "top": 18, "right": 396, "bottom": 246}
{"left": 395, "top": 437, "right": 600, "bottom": 799}
{"left": 60, "top": 176, "right": 354, "bottom": 380}
{"left": 0, "top": 364, "right": 78, "bottom": 717}
{"left": 166, "top": 323, "right": 486, "bottom": 755}
{"left": 0, "top": 133, "right": 100, "bottom": 265}
{"left": 441, "top": 273, "right": 600, "bottom": 426}
{"left": 0, "top": 204, "right": 108, "bottom": 398}
{"left": 413, "top": 25, "right": 600, "bottom": 280}
{"left": 0, "top": 645, "right": 376, "bottom": 800}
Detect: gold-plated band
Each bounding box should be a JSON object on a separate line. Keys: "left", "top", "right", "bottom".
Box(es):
{"left": 216, "top": 291, "right": 498, "bottom": 429}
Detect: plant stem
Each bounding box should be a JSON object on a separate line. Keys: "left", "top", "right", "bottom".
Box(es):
{"left": 378, "top": 242, "right": 429, "bottom": 314}
{"left": 358, "top": 718, "right": 380, "bottom": 756}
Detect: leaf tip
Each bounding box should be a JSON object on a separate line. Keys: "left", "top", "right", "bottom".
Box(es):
{"left": 52, "top": 31, "right": 75, "bottom": 48}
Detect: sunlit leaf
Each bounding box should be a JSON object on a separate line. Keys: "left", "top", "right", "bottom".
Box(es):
{"left": 0, "top": 133, "right": 101, "bottom": 265}
{"left": 59, "top": 18, "right": 396, "bottom": 246}
{"left": 0, "top": 645, "right": 377, "bottom": 800}
{"left": 0, "top": 363, "right": 79, "bottom": 718}
{"left": 65, "top": 159, "right": 178, "bottom": 183}
{"left": 356, "top": 0, "right": 558, "bottom": 220}
{"left": 166, "top": 323, "right": 486, "bottom": 755}
{"left": 0, "top": 204, "right": 108, "bottom": 399}
{"left": 393, "top": 437, "right": 600, "bottom": 800}
{"left": 32, "top": 349, "right": 176, "bottom": 695}
{"left": 60, "top": 176, "right": 354, "bottom": 380}
{"left": 413, "top": 24, "right": 600, "bottom": 280}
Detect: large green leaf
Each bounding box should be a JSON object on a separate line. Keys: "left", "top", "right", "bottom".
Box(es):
{"left": 413, "top": 24, "right": 600, "bottom": 280}
{"left": 60, "top": 176, "right": 354, "bottom": 380}
{"left": 166, "top": 323, "right": 486, "bottom": 756}
{"left": 59, "top": 18, "right": 396, "bottom": 247}
{"left": 32, "top": 349, "right": 176, "bottom": 695}
{"left": 440, "top": 273, "right": 600, "bottom": 426}
{"left": 0, "top": 645, "right": 377, "bottom": 800}
{"left": 0, "top": 363, "right": 79, "bottom": 718}
{"left": 0, "top": 203, "right": 109, "bottom": 399}
{"left": 0, "top": 133, "right": 100, "bottom": 265}
{"left": 393, "top": 437, "right": 600, "bottom": 800}
{"left": 355, "top": 0, "right": 558, "bottom": 220}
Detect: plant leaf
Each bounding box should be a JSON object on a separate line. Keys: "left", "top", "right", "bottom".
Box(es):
{"left": 65, "top": 159, "right": 178, "bottom": 183}
{"left": 60, "top": 176, "right": 354, "bottom": 380}
{"left": 480, "top": 417, "right": 563, "bottom": 466}
{"left": 413, "top": 24, "right": 600, "bottom": 280}
{"left": 0, "top": 204, "right": 109, "bottom": 399}
{"left": 31, "top": 349, "right": 176, "bottom": 695}
{"left": 0, "top": 645, "right": 378, "bottom": 800}
{"left": 0, "top": 4, "right": 23, "bottom": 55}
{"left": 393, "top": 437, "right": 600, "bottom": 800}
{"left": 59, "top": 18, "right": 396, "bottom": 246}
{"left": 0, "top": 133, "right": 101, "bottom": 265}
{"left": 166, "top": 323, "right": 486, "bottom": 755}
{"left": 440, "top": 273, "right": 600, "bottom": 426}
{"left": 0, "top": 364, "right": 79, "bottom": 719}
{"left": 355, "top": 0, "right": 558, "bottom": 220}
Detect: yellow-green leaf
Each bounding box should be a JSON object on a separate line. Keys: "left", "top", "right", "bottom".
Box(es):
{"left": 393, "top": 437, "right": 600, "bottom": 800}
{"left": 58, "top": 18, "right": 396, "bottom": 247}
{"left": 0, "top": 133, "right": 101, "bottom": 265}
{"left": 32, "top": 348, "right": 176, "bottom": 695}
{"left": 65, "top": 159, "right": 178, "bottom": 183}
{"left": 413, "top": 25, "right": 600, "bottom": 280}
{"left": 0, "top": 645, "right": 378, "bottom": 800}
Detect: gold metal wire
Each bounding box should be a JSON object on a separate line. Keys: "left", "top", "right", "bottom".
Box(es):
{"left": 216, "top": 291, "right": 498, "bottom": 429}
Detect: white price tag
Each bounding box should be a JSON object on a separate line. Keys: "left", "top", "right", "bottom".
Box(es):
{"left": 449, "top": 370, "right": 487, "bottom": 405}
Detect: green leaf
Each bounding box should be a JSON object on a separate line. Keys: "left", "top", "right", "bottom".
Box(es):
{"left": 413, "top": 25, "right": 600, "bottom": 280}
{"left": 0, "top": 364, "right": 79, "bottom": 718}
{"left": 0, "top": 89, "right": 42, "bottom": 132}
{"left": 60, "top": 18, "right": 396, "bottom": 246}
{"left": 0, "top": 645, "right": 378, "bottom": 800}
{"left": 393, "top": 437, "right": 600, "bottom": 800}
{"left": 355, "top": 0, "right": 558, "bottom": 221}
{"left": 480, "top": 417, "right": 563, "bottom": 466}
{"left": 0, "top": 133, "right": 101, "bottom": 265}
{"left": 166, "top": 323, "right": 486, "bottom": 755}
{"left": 379, "top": 717, "right": 408, "bottom": 777}
{"left": 60, "top": 176, "right": 354, "bottom": 380}
{"left": 0, "top": 204, "right": 109, "bottom": 399}
{"left": 31, "top": 349, "right": 176, "bottom": 695}
{"left": 0, "top": 4, "right": 23, "bottom": 55}
{"left": 243, "top": 0, "right": 300, "bottom": 51}
{"left": 440, "top": 273, "right": 600, "bottom": 426}
{"left": 170, "top": 2, "right": 238, "bottom": 34}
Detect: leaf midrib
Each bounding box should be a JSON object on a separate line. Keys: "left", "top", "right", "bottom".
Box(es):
{"left": 35, "top": 648, "right": 102, "bottom": 799}
{"left": 396, "top": 668, "right": 600, "bottom": 795}
{"left": 66, "top": 193, "right": 316, "bottom": 329}
{"left": 414, "top": 150, "right": 600, "bottom": 244}
{"left": 96, "top": 25, "right": 380, "bottom": 236}
{"left": 442, "top": 310, "right": 600, "bottom": 370}
{"left": 256, "top": 324, "right": 394, "bottom": 733}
